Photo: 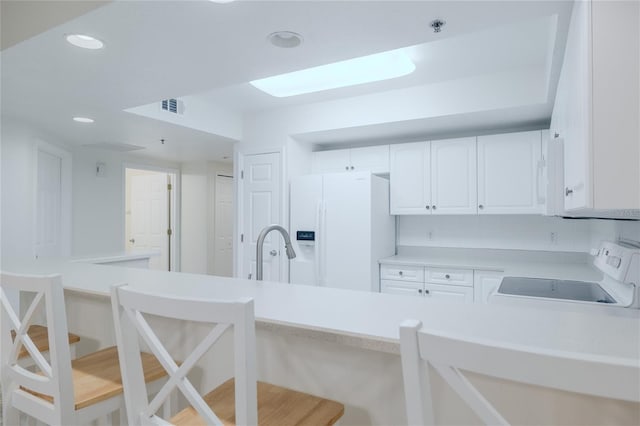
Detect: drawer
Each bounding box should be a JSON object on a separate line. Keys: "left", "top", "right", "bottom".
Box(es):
{"left": 425, "top": 267, "right": 473, "bottom": 287}
{"left": 381, "top": 280, "right": 423, "bottom": 297}
{"left": 380, "top": 265, "right": 424, "bottom": 282}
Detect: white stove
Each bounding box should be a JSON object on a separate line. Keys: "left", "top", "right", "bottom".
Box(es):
{"left": 491, "top": 241, "right": 640, "bottom": 316}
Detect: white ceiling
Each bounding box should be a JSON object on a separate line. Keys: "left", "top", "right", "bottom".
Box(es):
{"left": 0, "top": 1, "right": 574, "bottom": 161}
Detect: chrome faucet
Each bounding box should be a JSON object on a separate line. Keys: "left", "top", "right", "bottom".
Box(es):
{"left": 256, "top": 224, "right": 296, "bottom": 281}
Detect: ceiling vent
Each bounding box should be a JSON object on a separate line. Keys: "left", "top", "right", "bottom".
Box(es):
{"left": 160, "top": 98, "right": 185, "bottom": 115}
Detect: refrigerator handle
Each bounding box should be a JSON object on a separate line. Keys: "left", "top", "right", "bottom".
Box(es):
{"left": 319, "top": 201, "right": 327, "bottom": 286}
{"left": 315, "top": 201, "right": 322, "bottom": 286}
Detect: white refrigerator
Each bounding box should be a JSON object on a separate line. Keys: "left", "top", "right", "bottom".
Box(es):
{"left": 289, "top": 172, "right": 395, "bottom": 292}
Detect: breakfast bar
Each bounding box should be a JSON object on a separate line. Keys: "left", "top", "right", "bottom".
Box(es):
{"left": 3, "top": 257, "right": 639, "bottom": 425}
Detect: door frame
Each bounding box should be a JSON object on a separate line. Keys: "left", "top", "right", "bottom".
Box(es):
{"left": 234, "top": 147, "right": 287, "bottom": 281}
{"left": 122, "top": 162, "right": 181, "bottom": 271}
{"left": 32, "top": 141, "right": 72, "bottom": 258}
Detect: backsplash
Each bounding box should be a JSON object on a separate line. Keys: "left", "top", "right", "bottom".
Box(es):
{"left": 396, "top": 215, "right": 638, "bottom": 253}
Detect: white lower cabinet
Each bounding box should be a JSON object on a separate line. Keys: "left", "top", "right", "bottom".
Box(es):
{"left": 473, "top": 270, "right": 504, "bottom": 304}
{"left": 424, "top": 283, "right": 473, "bottom": 303}
{"left": 381, "top": 264, "right": 475, "bottom": 304}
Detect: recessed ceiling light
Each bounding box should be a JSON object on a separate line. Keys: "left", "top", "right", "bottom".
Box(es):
{"left": 73, "top": 117, "right": 95, "bottom": 123}
{"left": 66, "top": 34, "right": 104, "bottom": 50}
{"left": 268, "top": 31, "right": 303, "bottom": 49}
{"left": 250, "top": 48, "right": 415, "bottom": 97}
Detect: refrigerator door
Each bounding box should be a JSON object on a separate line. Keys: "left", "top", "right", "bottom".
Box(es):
{"left": 289, "top": 175, "right": 322, "bottom": 285}
{"left": 323, "top": 172, "right": 373, "bottom": 291}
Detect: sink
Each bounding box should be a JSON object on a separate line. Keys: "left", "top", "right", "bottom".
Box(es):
{"left": 498, "top": 277, "right": 617, "bottom": 304}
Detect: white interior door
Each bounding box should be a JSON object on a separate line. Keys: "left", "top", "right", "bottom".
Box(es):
{"left": 35, "top": 149, "right": 62, "bottom": 258}
{"left": 214, "top": 175, "right": 234, "bottom": 277}
{"left": 129, "top": 172, "right": 169, "bottom": 270}
{"left": 241, "top": 152, "right": 281, "bottom": 281}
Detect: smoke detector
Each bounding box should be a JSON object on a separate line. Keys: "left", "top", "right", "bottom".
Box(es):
{"left": 430, "top": 19, "right": 446, "bottom": 33}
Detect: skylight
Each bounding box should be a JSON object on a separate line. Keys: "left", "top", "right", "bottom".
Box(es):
{"left": 250, "top": 49, "right": 416, "bottom": 97}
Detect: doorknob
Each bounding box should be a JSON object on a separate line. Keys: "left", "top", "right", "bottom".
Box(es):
{"left": 269, "top": 250, "right": 278, "bottom": 256}
{"left": 129, "top": 238, "right": 135, "bottom": 244}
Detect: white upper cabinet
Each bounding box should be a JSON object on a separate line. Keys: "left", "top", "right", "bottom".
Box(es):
{"left": 390, "top": 142, "right": 430, "bottom": 214}
{"left": 551, "top": 0, "right": 640, "bottom": 212}
{"left": 312, "top": 150, "right": 352, "bottom": 174}
{"left": 349, "top": 146, "right": 390, "bottom": 174}
{"left": 430, "top": 137, "right": 477, "bottom": 215}
{"left": 477, "top": 131, "right": 542, "bottom": 215}
{"left": 312, "top": 146, "right": 389, "bottom": 174}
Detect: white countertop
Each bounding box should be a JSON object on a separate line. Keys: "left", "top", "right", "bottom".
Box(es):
{"left": 2, "top": 256, "right": 639, "bottom": 401}
{"left": 380, "top": 248, "right": 602, "bottom": 282}
{"left": 71, "top": 249, "right": 160, "bottom": 264}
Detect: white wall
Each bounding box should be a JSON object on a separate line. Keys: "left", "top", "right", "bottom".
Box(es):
{"left": 181, "top": 161, "right": 209, "bottom": 274}
{"left": 126, "top": 94, "right": 242, "bottom": 141}
{"left": 1, "top": 120, "right": 71, "bottom": 258}
{"left": 181, "top": 160, "right": 235, "bottom": 275}
{"left": 618, "top": 220, "right": 640, "bottom": 242}
{"left": 398, "top": 215, "right": 593, "bottom": 252}
{"left": 0, "top": 117, "right": 71, "bottom": 257}
{"left": 398, "top": 215, "right": 640, "bottom": 253}
{"left": 72, "top": 149, "right": 178, "bottom": 255}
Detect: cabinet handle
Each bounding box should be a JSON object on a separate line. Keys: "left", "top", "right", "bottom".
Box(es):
{"left": 345, "top": 166, "right": 349, "bottom": 171}
{"left": 432, "top": 205, "right": 437, "bottom": 210}
{"left": 424, "top": 289, "right": 430, "bottom": 294}
{"left": 445, "top": 274, "right": 450, "bottom": 279}
{"left": 418, "top": 289, "right": 423, "bottom": 294}
{"left": 399, "top": 271, "right": 403, "bottom": 276}
{"left": 425, "top": 205, "right": 430, "bottom": 210}
{"left": 350, "top": 166, "right": 354, "bottom": 170}
{"left": 554, "top": 132, "right": 560, "bottom": 139}
{"left": 478, "top": 205, "right": 484, "bottom": 210}
{"left": 565, "top": 187, "right": 574, "bottom": 197}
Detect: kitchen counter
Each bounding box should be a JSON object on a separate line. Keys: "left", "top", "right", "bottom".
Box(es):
{"left": 2, "top": 256, "right": 639, "bottom": 413}
{"left": 70, "top": 249, "right": 159, "bottom": 266}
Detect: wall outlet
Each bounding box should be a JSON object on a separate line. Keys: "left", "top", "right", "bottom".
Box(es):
{"left": 96, "top": 162, "right": 106, "bottom": 178}
{"left": 550, "top": 232, "right": 558, "bottom": 244}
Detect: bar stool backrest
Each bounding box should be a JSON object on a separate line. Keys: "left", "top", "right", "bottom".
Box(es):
{"left": 111, "top": 283, "right": 257, "bottom": 426}
{"left": 1, "top": 272, "right": 75, "bottom": 425}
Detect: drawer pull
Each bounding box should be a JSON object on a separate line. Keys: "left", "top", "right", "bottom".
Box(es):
{"left": 399, "top": 271, "right": 403, "bottom": 276}
{"left": 425, "top": 289, "right": 430, "bottom": 294}
{"left": 418, "top": 289, "right": 422, "bottom": 294}
{"left": 445, "top": 274, "right": 450, "bottom": 279}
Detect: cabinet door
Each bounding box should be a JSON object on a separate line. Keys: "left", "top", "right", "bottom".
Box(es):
{"left": 477, "top": 131, "right": 543, "bottom": 214}
{"left": 430, "top": 137, "right": 477, "bottom": 215}
{"left": 390, "top": 142, "right": 431, "bottom": 215}
{"left": 381, "top": 280, "right": 423, "bottom": 297}
{"left": 312, "top": 150, "right": 351, "bottom": 174}
{"left": 424, "top": 284, "right": 473, "bottom": 303}
{"left": 562, "top": 0, "right": 591, "bottom": 211}
{"left": 473, "top": 270, "right": 504, "bottom": 304}
{"left": 350, "top": 145, "right": 390, "bottom": 174}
